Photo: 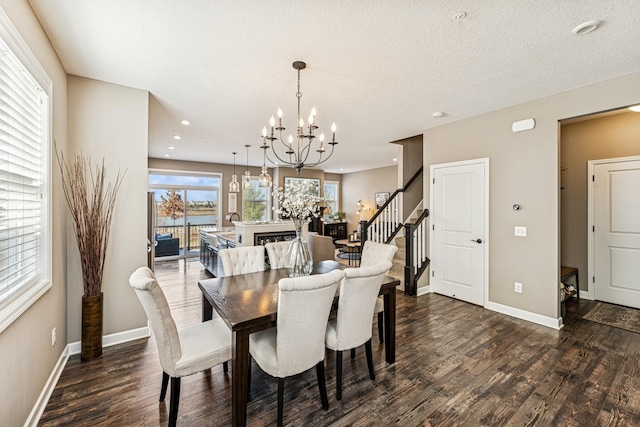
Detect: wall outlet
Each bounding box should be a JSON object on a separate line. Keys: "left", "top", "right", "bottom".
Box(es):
{"left": 514, "top": 282, "right": 523, "bottom": 293}
{"left": 514, "top": 226, "right": 527, "bottom": 237}
{"left": 51, "top": 327, "right": 56, "bottom": 346}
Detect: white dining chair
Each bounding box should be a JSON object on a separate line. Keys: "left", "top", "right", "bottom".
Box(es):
{"left": 265, "top": 240, "right": 292, "bottom": 269}
{"left": 360, "top": 241, "right": 398, "bottom": 342}
{"left": 128, "top": 267, "right": 231, "bottom": 427}
{"left": 219, "top": 245, "right": 265, "bottom": 276}
{"left": 325, "top": 261, "right": 392, "bottom": 400}
{"left": 249, "top": 269, "right": 344, "bottom": 427}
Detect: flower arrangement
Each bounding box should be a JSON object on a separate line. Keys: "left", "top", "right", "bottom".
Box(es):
{"left": 272, "top": 181, "right": 324, "bottom": 230}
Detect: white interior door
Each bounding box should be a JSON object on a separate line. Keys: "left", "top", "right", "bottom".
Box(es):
{"left": 430, "top": 159, "right": 488, "bottom": 306}
{"left": 592, "top": 158, "right": 640, "bottom": 308}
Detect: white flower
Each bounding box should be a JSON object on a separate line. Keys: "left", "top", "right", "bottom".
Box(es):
{"left": 272, "top": 181, "right": 324, "bottom": 229}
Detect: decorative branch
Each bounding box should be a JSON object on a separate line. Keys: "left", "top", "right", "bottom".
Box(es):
{"left": 55, "top": 144, "right": 126, "bottom": 297}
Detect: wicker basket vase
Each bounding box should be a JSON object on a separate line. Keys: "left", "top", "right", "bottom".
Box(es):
{"left": 81, "top": 293, "right": 103, "bottom": 361}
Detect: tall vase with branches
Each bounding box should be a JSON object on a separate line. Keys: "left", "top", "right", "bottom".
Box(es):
{"left": 56, "top": 147, "right": 125, "bottom": 360}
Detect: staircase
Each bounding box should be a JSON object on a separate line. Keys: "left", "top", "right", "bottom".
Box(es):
{"left": 359, "top": 167, "right": 429, "bottom": 296}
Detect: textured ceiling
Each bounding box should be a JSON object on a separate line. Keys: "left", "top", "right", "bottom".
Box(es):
{"left": 28, "top": 0, "right": 640, "bottom": 173}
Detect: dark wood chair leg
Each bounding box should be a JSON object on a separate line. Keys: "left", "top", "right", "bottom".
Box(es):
{"left": 160, "top": 372, "right": 169, "bottom": 402}
{"left": 336, "top": 350, "right": 343, "bottom": 400}
{"left": 247, "top": 356, "right": 252, "bottom": 401}
{"left": 378, "top": 312, "right": 384, "bottom": 343}
{"left": 223, "top": 361, "right": 228, "bottom": 373}
{"left": 277, "top": 377, "right": 285, "bottom": 427}
{"left": 316, "top": 362, "right": 329, "bottom": 410}
{"left": 168, "top": 376, "right": 181, "bottom": 427}
{"left": 365, "top": 339, "right": 375, "bottom": 380}
{"left": 351, "top": 348, "right": 356, "bottom": 359}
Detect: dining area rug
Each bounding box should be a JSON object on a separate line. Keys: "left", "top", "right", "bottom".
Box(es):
{"left": 583, "top": 302, "right": 640, "bottom": 334}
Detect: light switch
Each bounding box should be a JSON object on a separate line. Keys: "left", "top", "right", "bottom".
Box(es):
{"left": 515, "top": 226, "right": 527, "bottom": 237}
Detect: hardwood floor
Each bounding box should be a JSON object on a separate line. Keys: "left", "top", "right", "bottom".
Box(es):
{"left": 39, "top": 259, "right": 640, "bottom": 426}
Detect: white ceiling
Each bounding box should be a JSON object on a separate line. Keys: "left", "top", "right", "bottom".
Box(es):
{"left": 27, "top": 0, "right": 640, "bottom": 173}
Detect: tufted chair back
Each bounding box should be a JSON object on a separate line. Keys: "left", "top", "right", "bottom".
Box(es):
{"left": 219, "top": 245, "right": 266, "bottom": 276}
{"left": 265, "top": 240, "right": 292, "bottom": 269}
{"left": 129, "top": 267, "right": 182, "bottom": 375}
{"left": 360, "top": 241, "right": 398, "bottom": 273}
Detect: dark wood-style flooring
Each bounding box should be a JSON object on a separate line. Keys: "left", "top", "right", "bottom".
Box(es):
{"left": 39, "top": 259, "right": 640, "bottom": 426}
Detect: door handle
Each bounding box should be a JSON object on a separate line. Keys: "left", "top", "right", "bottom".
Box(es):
{"left": 470, "top": 239, "right": 483, "bottom": 244}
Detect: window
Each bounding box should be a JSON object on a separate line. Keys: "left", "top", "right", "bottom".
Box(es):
{"left": 149, "top": 171, "right": 221, "bottom": 258}
{"left": 243, "top": 178, "right": 270, "bottom": 222}
{"left": 0, "top": 12, "right": 52, "bottom": 333}
{"left": 323, "top": 181, "right": 339, "bottom": 214}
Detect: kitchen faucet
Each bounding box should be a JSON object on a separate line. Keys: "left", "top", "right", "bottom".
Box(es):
{"left": 228, "top": 212, "right": 240, "bottom": 222}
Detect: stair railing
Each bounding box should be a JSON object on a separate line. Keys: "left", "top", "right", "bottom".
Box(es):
{"left": 359, "top": 166, "right": 423, "bottom": 245}
{"left": 404, "top": 209, "right": 430, "bottom": 296}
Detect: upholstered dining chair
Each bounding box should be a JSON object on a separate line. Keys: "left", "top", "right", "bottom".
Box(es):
{"left": 360, "top": 241, "right": 398, "bottom": 343}
{"left": 308, "top": 232, "right": 336, "bottom": 262}
{"left": 219, "top": 245, "right": 266, "bottom": 276}
{"left": 325, "top": 260, "right": 392, "bottom": 400}
{"left": 128, "top": 267, "right": 231, "bottom": 427}
{"left": 265, "top": 240, "right": 292, "bottom": 269}
{"left": 249, "top": 269, "right": 344, "bottom": 427}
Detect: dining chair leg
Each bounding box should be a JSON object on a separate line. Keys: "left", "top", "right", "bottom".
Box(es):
{"left": 277, "top": 377, "right": 285, "bottom": 427}
{"left": 377, "top": 312, "right": 384, "bottom": 343}
{"left": 336, "top": 350, "right": 343, "bottom": 400}
{"left": 169, "top": 376, "right": 181, "bottom": 427}
{"left": 160, "top": 372, "right": 169, "bottom": 402}
{"left": 351, "top": 348, "right": 356, "bottom": 359}
{"left": 247, "top": 356, "right": 252, "bottom": 401}
{"left": 316, "top": 361, "right": 329, "bottom": 410}
{"left": 365, "top": 339, "right": 375, "bottom": 380}
{"left": 223, "top": 361, "right": 228, "bottom": 373}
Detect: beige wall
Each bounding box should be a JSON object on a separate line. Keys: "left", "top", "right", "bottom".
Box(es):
{"left": 424, "top": 71, "right": 640, "bottom": 320}
{"left": 342, "top": 165, "right": 398, "bottom": 233}
{"left": 67, "top": 75, "right": 148, "bottom": 340}
{"left": 393, "top": 135, "right": 423, "bottom": 218}
{"left": 0, "top": 1, "right": 68, "bottom": 425}
{"left": 560, "top": 111, "right": 640, "bottom": 292}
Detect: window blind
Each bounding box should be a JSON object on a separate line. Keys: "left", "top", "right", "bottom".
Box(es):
{"left": 0, "top": 34, "right": 47, "bottom": 307}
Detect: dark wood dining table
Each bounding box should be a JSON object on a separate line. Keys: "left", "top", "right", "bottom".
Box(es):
{"left": 198, "top": 260, "right": 400, "bottom": 427}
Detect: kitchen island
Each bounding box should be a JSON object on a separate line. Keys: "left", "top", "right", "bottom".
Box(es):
{"left": 200, "top": 222, "right": 306, "bottom": 276}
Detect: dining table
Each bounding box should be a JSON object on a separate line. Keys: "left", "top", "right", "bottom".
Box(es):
{"left": 198, "top": 260, "right": 400, "bottom": 427}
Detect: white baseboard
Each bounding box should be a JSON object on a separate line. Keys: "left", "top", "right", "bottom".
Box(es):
{"left": 416, "top": 285, "right": 431, "bottom": 296}
{"left": 24, "top": 345, "right": 70, "bottom": 427}
{"left": 485, "top": 301, "right": 563, "bottom": 330}
{"left": 27, "top": 325, "right": 150, "bottom": 426}
{"left": 68, "top": 326, "right": 150, "bottom": 355}
{"left": 579, "top": 289, "right": 592, "bottom": 300}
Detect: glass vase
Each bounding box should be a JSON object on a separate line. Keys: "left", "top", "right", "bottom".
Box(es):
{"left": 286, "top": 228, "right": 313, "bottom": 277}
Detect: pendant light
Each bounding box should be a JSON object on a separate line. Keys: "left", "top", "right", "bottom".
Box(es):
{"left": 243, "top": 144, "right": 252, "bottom": 190}
{"left": 229, "top": 152, "right": 240, "bottom": 193}
{"left": 258, "top": 148, "right": 272, "bottom": 188}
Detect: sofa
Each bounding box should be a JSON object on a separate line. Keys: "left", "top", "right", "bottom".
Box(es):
{"left": 155, "top": 233, "right": 180, "bottom": 257}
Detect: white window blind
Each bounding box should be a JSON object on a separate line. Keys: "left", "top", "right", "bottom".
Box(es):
{"left": 0, "top": 12, "right": 51, "bottom": 332}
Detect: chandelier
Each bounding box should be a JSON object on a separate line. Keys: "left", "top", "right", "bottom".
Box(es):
{"left": 260, "top": 61, "right": 338, "bottom": 175}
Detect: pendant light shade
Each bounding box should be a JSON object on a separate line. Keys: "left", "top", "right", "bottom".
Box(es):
{"left": 243, "top": 145, "right": 252, "bottom": 190}
{"left": 229, "top": 152, "right": 240, "bottom": 193}
{"left": 258, "top": 148, "right": 272, "bottom": 187}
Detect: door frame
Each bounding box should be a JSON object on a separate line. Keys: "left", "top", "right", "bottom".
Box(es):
{"left": 587, "top": 155, "right": 640, "bottom": 301}
{"left": 429, "top": 157, "right": 490, "bottom": 307}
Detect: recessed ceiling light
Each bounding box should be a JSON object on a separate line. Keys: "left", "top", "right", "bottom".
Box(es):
{"left": 432, "top": 111, "right": 446, "bottom": 118}
{"left": 164, "top": 154, "right": 170, "bottom": 157}
{"left": 181, "top": 120, "right": 190, "bottom": 125}
{"left": 168, "top": 146, "right": 175, "bottom": 150}
{"left": 629, "top": 104, "right": 640, "bottom": 112}
{"left": 172, "top": 135, "right": 181, "bottom": 140}
{"left": 572, "top": 20, "right": 601, "bottom": 35}
{"left": 393, "top": 158, "right": 398, "bottom": 162}
{"left": 340, "top": 168, "right": 344, "bottom": 171}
